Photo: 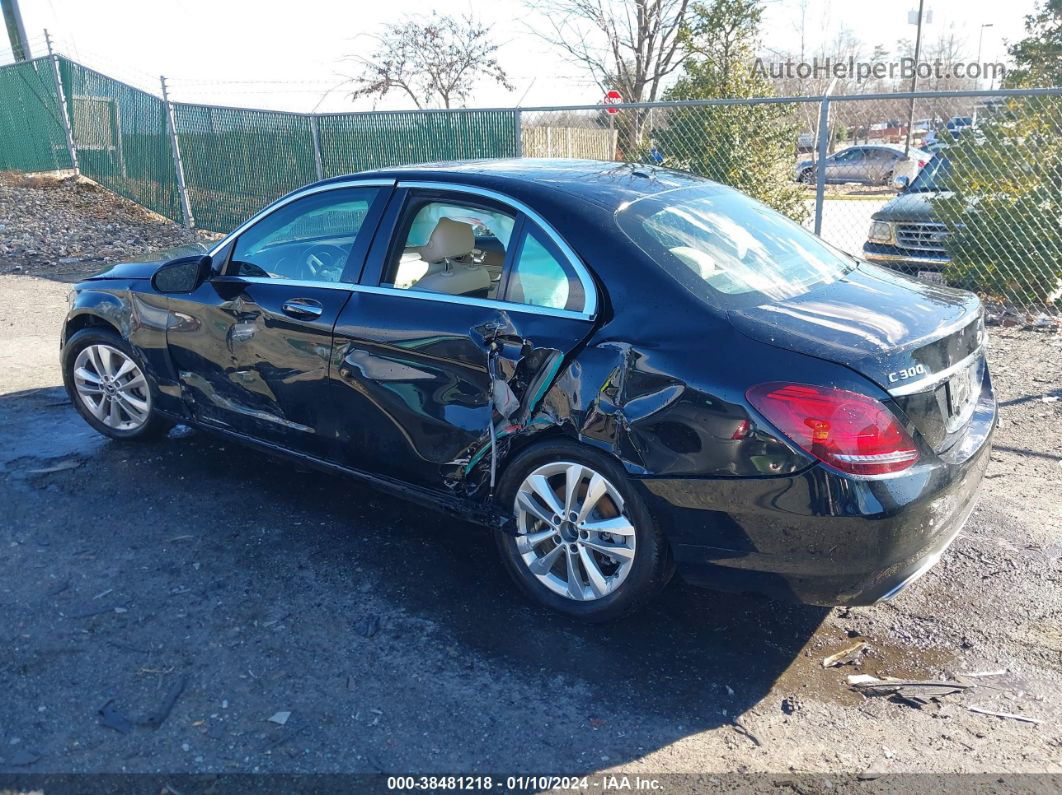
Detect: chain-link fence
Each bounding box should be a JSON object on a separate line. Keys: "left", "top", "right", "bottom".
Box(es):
{"left": 0, "top": 53, "right": 1059, "bottom": 315}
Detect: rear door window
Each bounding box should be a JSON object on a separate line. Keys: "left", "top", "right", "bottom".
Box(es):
{"left": 505, "top": 226, "right": 585, "bottom": 312}
{"left": 383, "top": 200, "right": 516, "bottom": 299}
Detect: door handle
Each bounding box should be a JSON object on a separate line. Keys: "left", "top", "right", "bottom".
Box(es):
{"left": 281, "top": 298, "right": 323, "bottom": 319}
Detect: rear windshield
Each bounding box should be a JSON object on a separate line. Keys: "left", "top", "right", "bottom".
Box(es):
{"left": 616, "top": 184, "right": 854, "bottom": 308}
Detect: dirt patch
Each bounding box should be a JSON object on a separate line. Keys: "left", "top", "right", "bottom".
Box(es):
{"left": 0, "top": 171, "right": 215, "bottom": 281}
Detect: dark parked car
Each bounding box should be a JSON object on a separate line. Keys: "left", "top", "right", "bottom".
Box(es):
{"left": 863, "top": 153, "right": 955, "bottom": 273}
{"left": 61, "top": 160, "right": 995, "bottom": 621}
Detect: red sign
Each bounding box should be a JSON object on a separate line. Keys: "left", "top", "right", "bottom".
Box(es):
{"left": 604, "top": 89, "right": 622, "bottom": 114}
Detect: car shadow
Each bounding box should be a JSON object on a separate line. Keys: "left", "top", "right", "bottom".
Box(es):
{"left": 0, "top": 386, "right": 831, "bottom": 773}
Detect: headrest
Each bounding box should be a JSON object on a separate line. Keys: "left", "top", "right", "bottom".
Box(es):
{"left": 419, "top": 218, "right": 474, "bottom": 263}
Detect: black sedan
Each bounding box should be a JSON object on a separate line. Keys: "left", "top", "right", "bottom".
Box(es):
{"left": 60, "top": 160, "right": 995, "bottom": 621}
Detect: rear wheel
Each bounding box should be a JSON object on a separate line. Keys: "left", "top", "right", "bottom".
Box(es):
{"left": 62, "top": 327, "right": 172, "bottom": 441}
{"left": 495, "top": 441, "right": 673, "bottom": 621}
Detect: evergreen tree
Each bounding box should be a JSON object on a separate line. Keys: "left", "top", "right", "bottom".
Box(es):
{"left": 934, "top": 0, "right": 1062, "bottom": 306}
{"left": 655, "top": 0, "right": 807, "bottom": 221}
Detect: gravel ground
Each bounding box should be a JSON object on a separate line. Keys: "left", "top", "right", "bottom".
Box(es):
{"left": 0, "top": 172, "right": 210, "bottom": 281}
{"left": 0, "top": 178, "right": 1060, "bottom": 779}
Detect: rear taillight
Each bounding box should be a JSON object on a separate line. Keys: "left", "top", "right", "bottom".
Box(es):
{"left": 746, "top": 383, "right": 919, "bottom": 476}
{"left": 917, "top": 160, "right": 927, "bottom": 169}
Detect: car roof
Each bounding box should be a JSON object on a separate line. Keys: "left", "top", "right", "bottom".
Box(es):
{"left": 312, "top": 158, "right": 711, "bottom": 211}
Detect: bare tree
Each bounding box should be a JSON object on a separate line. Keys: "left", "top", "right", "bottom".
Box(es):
{"left": 528, "top": 0, "right": 691, "bottom": 158}
{"left": 530, "top": 0, "right": 691, "bottom": 103}
{"left": 345, "top": 13, "right": 513, "bottom": 109}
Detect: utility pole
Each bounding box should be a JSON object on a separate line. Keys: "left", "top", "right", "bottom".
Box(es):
{"left": 1, "top": 0, "right": 32, "bottom": 61}
{"left": 45, "top": 29, "right": 79, "bottom": 175}
{"left": 903, "top": 0, "right": 927, "bottom": 157}
{"left": 976, "top": 23, "right": 993, "bottom": 87}
{"left": 973, "top": 23, "right": 993, "bottom": 123}
{"left": 161, "top": 76, "right": 195, "bottom": 229}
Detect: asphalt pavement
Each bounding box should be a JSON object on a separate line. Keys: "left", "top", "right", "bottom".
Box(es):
{"left": 1, "top": 271, "right": 1059, "bottom": 779}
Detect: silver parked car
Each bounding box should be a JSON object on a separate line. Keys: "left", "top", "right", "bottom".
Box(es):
{"left": 796, "top": 145, "right": 930, "bottom": 186}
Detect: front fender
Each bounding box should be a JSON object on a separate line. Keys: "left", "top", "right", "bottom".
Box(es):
{"left": 63, "top": 283, "right": 186, "bottom": 416}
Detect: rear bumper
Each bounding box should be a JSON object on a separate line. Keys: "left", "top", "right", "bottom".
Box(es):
{"left": 634, "top": 417, "right": 993, "bottom": 606}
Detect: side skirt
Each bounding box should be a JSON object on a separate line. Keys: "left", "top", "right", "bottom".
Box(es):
{"left": 156, "top": 411, "right": 513, "bottom": 530}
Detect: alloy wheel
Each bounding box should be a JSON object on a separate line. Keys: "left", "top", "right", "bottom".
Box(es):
{"left": 72, "top": 344, "right": 151, "bottom": 431}
{"left": 513, "top": 461, "right": 636, "bottom": 601}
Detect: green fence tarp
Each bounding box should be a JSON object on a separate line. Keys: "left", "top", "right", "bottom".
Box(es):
{"left": 317, "top": 110, "right": 519, "bottom": 177}
{"left": 173, "top": 104, "right": 318, "bottom": 233}
{"left": 59, "top": 59, "right": 181, "bottom": 221}
{"left": 2, "top": 57, "right": 520, "bottom": 232}
{"left": 0, "top": 57, "right": 71, "bottom": 173}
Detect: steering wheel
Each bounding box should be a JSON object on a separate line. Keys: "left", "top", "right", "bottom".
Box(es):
{"left": 299, "top": 243, "right": 348, "bottom": 281}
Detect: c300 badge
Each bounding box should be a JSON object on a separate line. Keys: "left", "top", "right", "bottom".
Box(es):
{"left": 888, "top": 364, "right": 928, "bottom": 383}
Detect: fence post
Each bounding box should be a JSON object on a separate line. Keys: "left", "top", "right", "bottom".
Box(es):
{"left": 812, "top": 95, "right": 832, "bottom": 237}
{"left": 309, "top": 115, "right": 324, "bottom": 181}
{"left": 44, "top": 30, "right": 78, "bottom": 175}
{"left": 514, "top": 110, "right": 522, "bottom": 157}
{"left": 160, "top": 75, "right": 194, "bottom": 229}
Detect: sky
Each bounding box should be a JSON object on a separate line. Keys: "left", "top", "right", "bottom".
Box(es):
{"left": 0, "top": 0, "right": 1039, "bottom": 112}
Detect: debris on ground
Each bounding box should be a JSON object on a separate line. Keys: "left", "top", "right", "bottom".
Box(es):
{"left": 139, "top": 674, "right": 188, "bottom": 730}
{"left": 167, "top": 424, "right": 196, "bottom": 440}
{"left": 984, "top": 306, "right": 1023, "bottom": 327}
{"left": 25, "top": 458, "right": 83, "bottom": 475}
{"left": 7, "top": 748, "right": 41, "bottom": 767}
{"left": 98, "top": 699, "right": 134, "bottom": 734}
{"left": 982, "top": 303, "right": 1062, "bottom": 331}
{"left": 822, "top": 640, "right": 867, "bottom": 668}
{"left": 848, "top": 674, "right": 973, "bottom": 706}
{"left": 63, "top": 604, "right": 123, "bottom": 619}
{"left": 1025, "top": 313, "right": 1062, "bottom": 332}
{"left": 0, "top": 172, "right": 213, "bottom": 278}
{"left": 354, "top": 615, "right": 381, "bottom": 638}
{"left": 967, "top": 706, "right": 1042, "bottom": 725}
{"left": 268, "top": 711, "right": 292, "bottom": 726}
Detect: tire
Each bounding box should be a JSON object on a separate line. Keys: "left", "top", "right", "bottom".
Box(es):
{"left": 494, "top": 440, "right": 674, "bottom": 622}
{"left": 799, "top": 168, "right": 814, "bottom": 184}
{"left": 62, "top": 327, "right": 172, "bottom": 441}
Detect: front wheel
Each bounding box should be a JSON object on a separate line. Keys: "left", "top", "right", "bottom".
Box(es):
{"left": 62, "top": 327, "right": 172, "bottom": 441}
{"left": 494, "top": 441, "right": 673, "bottom": 621}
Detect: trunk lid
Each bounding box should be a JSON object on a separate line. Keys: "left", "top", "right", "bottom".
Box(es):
{"left": 729, "top": 263, "right": 986, "bottom": 451}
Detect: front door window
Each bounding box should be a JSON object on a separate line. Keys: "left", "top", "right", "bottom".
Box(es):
{"left": 231, "top": 187, "right": 380, "bottom": 283}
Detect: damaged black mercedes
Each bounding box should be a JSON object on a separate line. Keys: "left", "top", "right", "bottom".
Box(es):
{"left": 60, "top": 159, "right": 995, "bottom": 621}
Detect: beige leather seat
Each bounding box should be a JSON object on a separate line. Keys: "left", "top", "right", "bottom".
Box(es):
{"left": 394, "top": 217, "right": 492, "bottom": 297}
{"left": 420, "top": 217, "right": 474, "bottom": 263}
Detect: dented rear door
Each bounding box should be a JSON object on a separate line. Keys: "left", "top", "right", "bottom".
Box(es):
{"left": 329, "top": 293, "right": 594, "bottom": 492}
{"left": 327, "top": 183, "right": 599, "bottom": 494}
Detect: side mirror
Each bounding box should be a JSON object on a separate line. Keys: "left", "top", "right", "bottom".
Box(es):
{"left": 152, "top": 255, "right": 213, "bottom": 294}
{"left": 892, "top": 175, "right": 910, "bottom": 192}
